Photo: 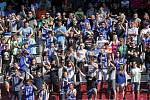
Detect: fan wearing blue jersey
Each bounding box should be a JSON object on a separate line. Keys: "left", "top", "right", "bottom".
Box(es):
{"left": 38, "top": 83, "right": 49, "bottom": 100}
{"left": 22, "top": 79, "right": 37, "bottom": 100}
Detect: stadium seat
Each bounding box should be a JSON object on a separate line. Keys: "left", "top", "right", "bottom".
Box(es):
{"left": 97, "top": 82, "right": 101, "bottom": 93}
{"left": 100, "top": 81, "right": 109, "bottom": 99}
{"left": 125, "top": 92, "right": 134, "bottom": 100}
{"left": 79, "top": 82, "right": 87, "bottom": 93}
{"left": 117, "top": 93, "right": 123, "bottom": 100}
{"left": 50, "top": 92, "right": 59, "bottom": 100}
{"left": 101, "top": 93, "right": 109, "bottom": 99}
{"left": 125, "top": 83, "right": 132, "bottom": 92}
{"left": 139, "top": 92, "right": 148, "bottom": 100}
{"left": 101, "top": 82, "right": 108, "bottom": 92}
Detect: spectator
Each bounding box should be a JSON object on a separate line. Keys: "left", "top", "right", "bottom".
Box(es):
{"left": 64, "top": 60, "right": 75, "bottom": 81}
{"left": 145, "top": 44, "right": 150, "bottom": 71}
{"left": 79, "top": 15, "right": 90, "bottom": 30}
{"left": 22, "top": 78, "right": 37, "bottom": 100}
{"left": 34, "top": 71, "right": 43, "bottom": 91}
{"left": 49, "top": 60, "right": 60, "bottom": 92}
{"left": 19, "top": 4, "right": 27, "bottom": 18}
{"left": 141, "top": 13, "right": 150, "bottom": 28}
{"left": 109, "top": 34, "right": 119, "bottom": 60}
{"left": 108, "top": 60, "right": 117, "bottom": 99}
{"left": 39, "top": 0, "right": 51, "bottom": 10}
{"left": 0, "top": 1, "right": 149, "bottom": 100}
{"left": 6, "top": 62, "right": 25, "bottom": 100}
{"left": 1, "top": 44, "right": 13, "bottom": 74}
{"left": 20, "top": 21, "right": 34, "bottom": 43}
{"left": 130, "top": 61, "right": 142, "bottom": 99}
{"left": 11, "top": 34, "right": 21, "bottom": 62}
{"left": 75, "top": 8, "right": 84, "bottom": 20}
{"left": 97, "top": 21, "right": 109, "bottom": 40}
{"left": 128, "top": 22, "right": 138, "bottom": 45}
{"left": 89, "top": 15, "right": 96, "bottom": 31}
{"left": 86, "top": 54, "right": 98, "bottom": 100}
{"left": 86, "top": 3, "right": 96, "bottom": 17}
{"left": 27, "top": 34, "right": 37, "bottom": 55}
{"left": 46, "top": 31, "right": 57, "bottom": 47}
{"left": 66, "top": 83, "right": 77, "bottom": 100}
{"left": 60, "top": 71, "right": 70, "bottom": 99}
{"left": 116, "top": 64, "right": 128, "bottom": 99}
{"left": 38, "top": 83, "right": 49, "bottom": 100}
{"left": 77, "top": 43, "right": 87, "bottom": 62}
{"left": 98, "top": 46, "right": 109, "bottom": 81}
{"left": 118, "top": 38, "right": 128, "bottom": 58}
{"left": 54, "top": 20, "right": 67, "bottom": 50}
{"left": 29, "top": 58, "right": 40, "bottom": 76}
{"left": 7, "top": 13, "right": 18, "bottom": 33}
{"left": 130, "top": 12, "right": 141, "bottom": 28}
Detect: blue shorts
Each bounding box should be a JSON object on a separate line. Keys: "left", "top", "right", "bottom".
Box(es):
{"left": 132, "top": 82, "right": 140, "bottom": 92}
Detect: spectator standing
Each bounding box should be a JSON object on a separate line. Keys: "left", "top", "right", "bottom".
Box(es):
{"left": 109, "top": 34, "right": 119, "bottom": 60}
{"left": 118, "top": 38, "right": 128, "bottom": 58}
{"left": 145, "top": 44, "right": 150, "bottom": 71}
{"left": 27, "top": 34, "right": 37, "bottom": 55}
{"left": 97, "top": 22, "right": 109, "bottom": 40}
{"left": 1, "top": 44, "right": 13, "bottom": 75}
{"left": 60, "top": 71, "right": 70, "bottom": 100}
{"left": 108, "top": 60, "right": 116, "bottom": 99}
{"left": 64, "top": 60, "right": 75, "bottom": 81}
{"left": 20, "top": 21, "right": 34, "bottom": 43}
{"left": 86, "top": 54, "right": 98, "bottom": 100}
{"left": 38, "top": 83, "right": 49, "bottom": 100}
{"left": 98, "top": 46, "right": 109, "bottom": 81}
{"left": 54, "top": 20, "right": 67, "bottom": 50}
{"left": 116, "top": 64, "right": 128, "bottom": 99}
{"left": 130, "top": 13, "right": 141, "bottom": 28}
{"left": 130, "top": 61, "right": 142, "bottom": 100}
{"left": 6, "top": 62, "right": 25, "bottom": 100}
{"left": 128, "top": 22, "right": 139, "bottom": 45}
{"left": 29, "top": 58, "right": 40, "bottom": 76}
{"left": 46, "top": 31, "right": 57, "bottom": 48}
{"left": 22, "top": 79, "right": 37, "bottom": 100}
{"left": 86, "top": 3, "right": 96, "bottom": 17}
{"left": 11, "top": 34, "right": 21, "bottom": 62}
{"left": 66, "top": 83, "right": 77, "bottom": 100}
{"left": 34, "top": 72, "right": 43, "bottom": 91}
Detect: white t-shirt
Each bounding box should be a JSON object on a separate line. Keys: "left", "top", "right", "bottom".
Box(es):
{"left": 64, "top": 66, "right": 75, "bottom": 80}
{"left": 131, "top": 67, "right": 142, "bottom": 83}
{"left": 77, "top": 49, "right": 87, "bottom": 61}
{"left": 88, "top": 62, "right": 98, "bottom": 78}
{"left": 141, "top": 28, "right": 150, "bottom": 35}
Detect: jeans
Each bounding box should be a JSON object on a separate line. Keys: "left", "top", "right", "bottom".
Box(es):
{"left": 11, "top": 91, "right": 22, "bottom": 100}
{"left": 145, "top": 63, "right": 150, "bottom": 70}
{"left": 87, "top": 88, "right": 97, "bottom": 100}
{"left": 132, "top": 82, "right": 140, "bottom": 92}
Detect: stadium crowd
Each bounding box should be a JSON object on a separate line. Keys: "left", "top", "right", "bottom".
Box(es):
{"left": 0, "top": 0, "right": 150, "bottom": 100}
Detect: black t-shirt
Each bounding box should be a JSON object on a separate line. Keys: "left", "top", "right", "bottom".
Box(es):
{"left": 29, "top": 64, "right": 41, "bottom": 74}
{"left": 132, "top": 56, "right": 142, "bottom": 66}
{"left": 127, "top": 46, "right": 139, "bottom": 62}
{"left": 86, "top": 76, "right": 97, "bottom": 91}
{"left": 66, "top": 37, "right": 76, "bottom": 49}
{"left": 1, "top": 49, "right": 12, "bottom": 64}
{"left": 50, "top": 65, "right": 59, "bottom": 77}
{"left": 84, "top": 38, "right": 95, "bottom": 50}
{"left": 145, "top": 50, "right": 150, "bottom": 63}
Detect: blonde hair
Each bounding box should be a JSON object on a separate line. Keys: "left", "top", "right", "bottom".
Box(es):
{"left": 120, "top": 64, "right": 124, "bottom": 71}
{"left": 85, "top": 23, "right": 91, "bottom": 30}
